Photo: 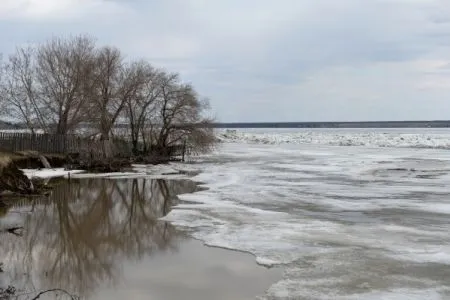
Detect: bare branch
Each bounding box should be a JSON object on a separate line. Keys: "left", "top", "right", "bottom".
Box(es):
{"left": 29, "top": 288, "right": 79, "bottom": 300}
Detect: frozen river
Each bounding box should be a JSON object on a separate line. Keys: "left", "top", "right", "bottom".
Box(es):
{"left": 164, "top": 129, "right": 450, "bottom": 299}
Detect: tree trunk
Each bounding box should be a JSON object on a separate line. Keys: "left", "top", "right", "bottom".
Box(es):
{"left": 101, "top": 139, "right": 113, "bottom": 158}
{"left": 132, "top": 139, "right": 139, "bottom": 156}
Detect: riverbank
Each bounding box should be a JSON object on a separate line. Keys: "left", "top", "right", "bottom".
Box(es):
{"left": 0, "top": 149, "right": 179, "bottom": 198}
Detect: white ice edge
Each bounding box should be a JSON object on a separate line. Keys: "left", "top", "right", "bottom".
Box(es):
{"left": 161, "top": 178, "right": 290, "bottom": 269}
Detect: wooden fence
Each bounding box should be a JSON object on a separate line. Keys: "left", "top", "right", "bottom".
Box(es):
{"left": 0, "top": 132, "right": 186, "bottom": 161}
{"left": 0, "top": 132, "right": 83, "bottom": 154}
{"left": 0, "top": 132, "right": 133, "bottom": 157}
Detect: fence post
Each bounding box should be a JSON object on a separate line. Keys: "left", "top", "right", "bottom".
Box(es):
{"left": 181, "top": 139, "right": 186, "bottom": 162}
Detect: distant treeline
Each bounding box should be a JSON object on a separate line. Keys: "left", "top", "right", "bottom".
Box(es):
{"left": 3, "top": 120, "right": 450, "bottom": 130}
{"left": 212, "top": 121, "right": 450, "bottom": 129}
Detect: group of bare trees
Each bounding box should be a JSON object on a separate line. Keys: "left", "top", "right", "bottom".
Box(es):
{"left": 0, "top": 35, "right": 215, "bottom": 155}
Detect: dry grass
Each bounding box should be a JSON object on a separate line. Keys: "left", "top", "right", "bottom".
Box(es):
{"left": 0, "top": 152, "right": 27, "bottom": 170}
{"left": 0, "top": 151, "right": 21, "bottom": 160}
{"left": 0, "top": 155, "right": 13, "bottom": 170}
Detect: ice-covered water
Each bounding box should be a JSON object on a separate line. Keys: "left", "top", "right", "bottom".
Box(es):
{"left": 163, "top": 129, "right": 450, "bottom": 299}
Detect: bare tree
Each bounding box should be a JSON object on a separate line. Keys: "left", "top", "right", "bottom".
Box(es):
{"left": 154, "top": 74, "right": 216, "bottom": 155}
{"left": 0, "top": 53, "right": 3, "bottom": 113}
{"left": 116, "top": 60, "right": 149, "bottom": 139}
{"left": 125, "top": 62, "right": 154, "bottom": 154}
{"left": 35, "top": 35, "right": 96, "bottom": 134}
{"left": 0, "top": 47, "right": 48, "bottom": 133}
{"left": 123, "top": 69, "right": 216, "bottom": 157}
{"left": 88, "top": 46, "right": 123, "bottom": 140}
{"left": 0, "top": 36, "right": 95, "bottom": 134}
{"left": 125, "top": 66, "right": 177, "bottom": 154}
{"left": 88, "top": 48, "right": 150, "bottom": 156}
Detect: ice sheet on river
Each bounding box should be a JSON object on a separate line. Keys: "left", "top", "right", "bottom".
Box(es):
{"left": 217, "top": 128, "right": 450, "bottom": 150}
{"left": 162, "top": 141, "right": 450, "bottom": 299}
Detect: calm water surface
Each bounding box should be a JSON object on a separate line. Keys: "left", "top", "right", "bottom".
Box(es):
{"left": 0, "top": 178, "right": 280, "bottom": 300}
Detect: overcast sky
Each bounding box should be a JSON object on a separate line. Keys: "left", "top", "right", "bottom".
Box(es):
{"left": 0, "top": 0, "right": 449, "bottom": 122}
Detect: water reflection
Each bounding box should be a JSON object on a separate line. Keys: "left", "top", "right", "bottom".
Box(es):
{"left": 0, "top": 178, "right": 198, "bottom": 298}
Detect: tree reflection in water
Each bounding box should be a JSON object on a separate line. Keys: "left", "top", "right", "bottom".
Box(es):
{"left": 0, "top": 178, "right": 199, "bottom": 298}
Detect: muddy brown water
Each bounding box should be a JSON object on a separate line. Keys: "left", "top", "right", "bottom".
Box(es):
{"left": 0, "top": 178, "right": 281, "bottom": 300}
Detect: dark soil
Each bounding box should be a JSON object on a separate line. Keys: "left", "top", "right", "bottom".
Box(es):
{"left": 12, "top": 151, "right": 66, "bottom": 169}
{"left": 71, "top": 158, "right": 132, "bottom": 173}
{"left": 0, "top": 158, "right": 34, "bottom": 195}
{"left": 131, "top": 154, "right": 182, "bottom": 165}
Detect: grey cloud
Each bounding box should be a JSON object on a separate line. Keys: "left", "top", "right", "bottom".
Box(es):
{"left": 1, "top": 0, "right": 450, "bottom": 121}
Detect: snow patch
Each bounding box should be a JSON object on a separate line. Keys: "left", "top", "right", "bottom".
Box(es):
{"left": 256, "top": 257, "right": 279, "bottom": 267}
{"left": 21, "top": 168, "right": 85, "bottom": 179}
